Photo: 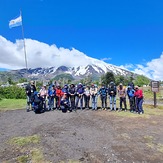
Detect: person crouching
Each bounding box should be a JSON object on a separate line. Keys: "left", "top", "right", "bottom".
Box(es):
{"left": 60, "top": 93, "right": 71, "bottom": 113}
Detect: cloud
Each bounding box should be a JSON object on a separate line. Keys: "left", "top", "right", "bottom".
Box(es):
{"left": 0, "top": 35, "right": 163, "bottom": 81}
{"left": 120, "top": 53, "right": 163, "bottom": 81}
{"left": 0, "top": 35, "right": 94, "bottom": 69}
{"left": 119, "top": 64, "right": 134, "bottom": 70}
{"left": 100, "top": 57, "right": 112, "bottom": 61}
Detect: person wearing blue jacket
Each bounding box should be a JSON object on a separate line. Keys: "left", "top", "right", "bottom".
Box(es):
{"left": 98, "top": 85, "right": 108, "bottom": 110}
{"left": 60, "top": 93, "right": 71, "bottom": 113}
{"left": 48, "top": 85, "right": 56, "bottom": 111}
{"left": 75, "top": 83, "right": 84, "bottom": 110}
{"left": 127, "top": 86, "right": 135, "bottom": 113}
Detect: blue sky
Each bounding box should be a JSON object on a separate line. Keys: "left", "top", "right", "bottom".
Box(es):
{"left": 0, "top": 0, "right": 163, "bottom": 80}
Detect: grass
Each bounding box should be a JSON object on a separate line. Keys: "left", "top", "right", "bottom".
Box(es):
{"left": 9, "top": 135, "right": 40, "bottom": 147}
{"left": 8, "top": 135, "right": 46, "bottom": 163}
{"left": 0, "top": 99, "right": 26, "bottom": 111}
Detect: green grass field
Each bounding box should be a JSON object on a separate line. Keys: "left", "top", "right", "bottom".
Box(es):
{"left": 0, "top": 99, "right": 26, "bottom": 111}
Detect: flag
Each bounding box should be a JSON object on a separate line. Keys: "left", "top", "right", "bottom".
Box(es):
{"left": 9, "top": 15, "right": 22, "bottom": 28}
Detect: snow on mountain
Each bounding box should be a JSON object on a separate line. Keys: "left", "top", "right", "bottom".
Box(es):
{"left": 8, "top": 53, "right": 134, "bottom": 80}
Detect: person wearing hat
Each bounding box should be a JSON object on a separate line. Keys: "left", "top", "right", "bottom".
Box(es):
{"left": 134, "top": 86, "right": 144, "bottom": 114}
{"left": 117, "top": 83, "right": 127, "bottom": 111}
{"left": 25, "top": 80, "right": 36, "bottom": 112}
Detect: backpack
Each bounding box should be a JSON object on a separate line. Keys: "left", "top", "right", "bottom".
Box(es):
{"left": 100, "top": 88, "right": 107, "bottom": 96}
{"left": 128, "top": 89, "right": 135, "bottom": 97}
{"left": 108, "top": 85, "right": 116, "bottom": 96}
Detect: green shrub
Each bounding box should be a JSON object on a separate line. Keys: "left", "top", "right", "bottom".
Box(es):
{"left": 0, "top": 86, "right": 26, "bottom": 99}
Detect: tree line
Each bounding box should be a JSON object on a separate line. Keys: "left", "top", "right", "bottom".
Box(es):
{"left": 0, "top": 72, "right": 152, "bottom": 99}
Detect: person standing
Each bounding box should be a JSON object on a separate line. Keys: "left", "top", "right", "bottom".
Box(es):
{"left": 55, "top": 85, "right": 63, "bottom": 110}
{"left": 117, "top": 83, "right": 127, "bottom": 111}
{"left": 108, "top": 82, "right": 117, "bottom": 111}
{"left": 68, "top": 84, "right": 76, "bottom": 111}
{"left": 47, "top": 84, "right": 56, "bottom": 111}
{"left": 25, "top": 81, "right": 36, "bottom": 112}
{"left": 127, "top": 86, "right": 136, "bottom": 113}
{"left": 39, "top": 85, "right": 48, "bottom": 111}
{"left": 134, "top": 86, "right": 144, "bottom": 114}
{"left": 75, "top": 83, "right": 84, "bottom": 110}
{"left": 84, "top": 85, "right": 91, "bottom": 109}
{"left": 98, "top": 85, "right": 108, "bottom": 110}
{"left": 90, "top": 84, "right": 98, "bottom": 110}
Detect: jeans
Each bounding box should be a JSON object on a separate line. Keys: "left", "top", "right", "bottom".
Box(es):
{"left": 75, "top": 95, "right": 83, "bottom": 109}
{"left": 48, "top": 96, "right": 54, "bottom": 110}
{"left": 110, "top": 96, "right": 116, "bottom": 110}
{"left": 136, "top": 98, "right": 144, "bottom": 113}
{"left": 100, "top": 96, "right": 107, "bottom": 108}
{"left": 91, "top": 95, "right": 97, "bottom": 110}
{"left": 26, "top": 94, "right": 34, "bottom": 111}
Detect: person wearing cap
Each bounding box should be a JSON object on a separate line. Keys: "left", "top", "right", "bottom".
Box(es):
{"left": 25, "top": 80, "right": 36, "bottom": 112}
{"left": 134, "top": 86, "right": 144, "bottom": 114}
{"left": 117, "top": 83, "right": 127, "bottom": 111}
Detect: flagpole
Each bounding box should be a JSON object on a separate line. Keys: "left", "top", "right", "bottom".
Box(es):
{"left": 20, "top": 10, "right": 28, "bottom": 72}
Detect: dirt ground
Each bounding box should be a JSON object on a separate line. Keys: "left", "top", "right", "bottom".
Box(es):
{"left": 0, "top": 108, "right": 163, "bottom": 163}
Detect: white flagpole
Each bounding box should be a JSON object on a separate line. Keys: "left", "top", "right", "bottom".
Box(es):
{"left": 20, "top": 10, "right": 28, "bottom": 72}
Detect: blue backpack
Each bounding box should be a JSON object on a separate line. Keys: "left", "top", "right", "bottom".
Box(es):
{"left": 100, "top": 88, "right": 107, "bottom": 96}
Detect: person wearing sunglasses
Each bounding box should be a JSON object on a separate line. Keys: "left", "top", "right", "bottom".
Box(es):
{"left": 134, "top": 86, "right": 144, "bottom": 114}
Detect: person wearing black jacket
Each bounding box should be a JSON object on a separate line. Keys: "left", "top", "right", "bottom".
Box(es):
{"left": 108, "top": 82, "right": 117, "bottom": 111}
{"left": 25, "top": 81, "right": 36, "bottom": 112}
{"left": 68, "top": 84, "right": 76, "bottom": 111}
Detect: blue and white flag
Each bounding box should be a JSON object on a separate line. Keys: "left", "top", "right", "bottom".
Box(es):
{"left": 9, "top": 15, "right": 22, "bottom": 28}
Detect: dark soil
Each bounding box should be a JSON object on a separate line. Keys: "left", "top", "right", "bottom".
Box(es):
{"left": 0, "top": 109, "right": 163, "bottom": 163}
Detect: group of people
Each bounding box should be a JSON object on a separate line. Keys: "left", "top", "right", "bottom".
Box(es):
{"left": 25, "top": 81, "right": 144, "bottom": 114}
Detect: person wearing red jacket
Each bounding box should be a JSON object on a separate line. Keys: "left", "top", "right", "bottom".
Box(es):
{"left": 55, "top": 85, "right": 64, "bottom": 110}
{"left": 134, "top": 86, "right": 144, "bottom": 114}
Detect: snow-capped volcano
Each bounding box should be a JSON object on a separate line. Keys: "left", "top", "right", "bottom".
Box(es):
{"left": 12, "top": 62, "right": 133, "bottom": 80}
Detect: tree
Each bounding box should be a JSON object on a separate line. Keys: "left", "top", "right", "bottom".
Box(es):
{"left": 134, "top": 75, "right": 150, "bottom": 86}
{"left": 19, "top": 78, "right": 27, "bottom": 83}
{"left": 101, "top": 72, "right": 115, "bottom": 86}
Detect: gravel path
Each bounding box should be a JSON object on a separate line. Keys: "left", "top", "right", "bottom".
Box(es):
{"left": 0, "top": 109, "right": 163, "bottom": 162}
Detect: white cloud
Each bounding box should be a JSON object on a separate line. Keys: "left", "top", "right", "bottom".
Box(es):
{"left": 119, "top": 64, "right": 134, "bottom": 70}
{"left": 0, "top": 35, "right": 163, "bottom": 81}
{"left": 120, "top": 53, "right": 163, "bottom": 81}
{"left": 100, "top": 57, "right": 112, "bottom": 61}
{"left": 0, "top": 35, "right": 93, "bottom": 69}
